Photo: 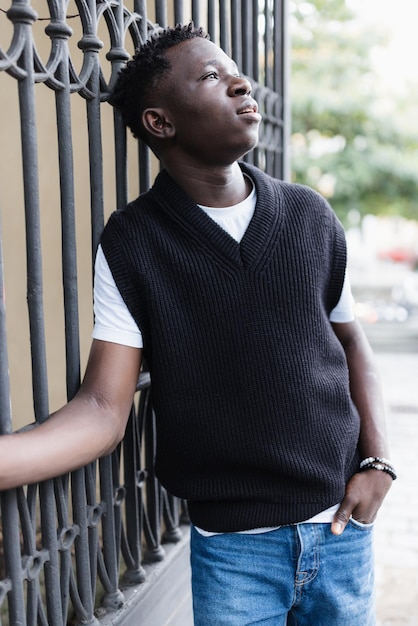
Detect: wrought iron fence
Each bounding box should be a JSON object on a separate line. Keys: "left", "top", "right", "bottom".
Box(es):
{"left": 0, "top": 0, "right": 288, "bottom": 623}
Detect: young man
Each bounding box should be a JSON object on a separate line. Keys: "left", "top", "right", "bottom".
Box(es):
{"left": 0, "top": 23, "right": 394, "bottom": 625}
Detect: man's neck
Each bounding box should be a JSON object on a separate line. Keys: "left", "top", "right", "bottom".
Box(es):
{"left": 162, "top": 160, "right": 251, "bottom": 208}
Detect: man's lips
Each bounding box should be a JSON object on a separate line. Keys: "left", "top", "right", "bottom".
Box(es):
{"left": 237, "top": 101, "right": 261, "bottom": 120}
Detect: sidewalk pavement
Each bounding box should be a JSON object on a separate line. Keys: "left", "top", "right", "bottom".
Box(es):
{"left": 374, "top": 351, "right": 418, "bottom": 626}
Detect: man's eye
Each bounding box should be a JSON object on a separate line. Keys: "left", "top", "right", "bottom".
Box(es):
{"left": 203, "top": 72, "right": 218, "bottom": 79}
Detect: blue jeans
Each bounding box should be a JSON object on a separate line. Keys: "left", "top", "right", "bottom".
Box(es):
{"left": 190, "top": 520, "right": 375, "bottom": 625}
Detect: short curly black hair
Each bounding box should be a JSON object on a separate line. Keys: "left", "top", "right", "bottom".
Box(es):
{"left": 111, "top": 23, "right": 209, "bottom": 142}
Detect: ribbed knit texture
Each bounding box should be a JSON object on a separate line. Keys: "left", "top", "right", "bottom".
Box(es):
{"left": 101, "top": 162, "right": 360, "bottom": 532}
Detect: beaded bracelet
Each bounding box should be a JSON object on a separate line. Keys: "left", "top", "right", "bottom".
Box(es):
{"left": 360, "top": 456, "right": 395, "bottom": 471}
{"left": 359, "top": 457, "right": 397, "bottom": 481}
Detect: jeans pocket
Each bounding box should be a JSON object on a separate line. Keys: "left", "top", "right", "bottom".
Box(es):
{"left": 348, "top": 517, "right": 375, "bottom": 531}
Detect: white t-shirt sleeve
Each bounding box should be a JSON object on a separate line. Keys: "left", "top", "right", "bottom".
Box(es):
{"left": 329, "top": 269, "right": 355, "bottom": 323}
{"left": 92, "top": 245, "right": 143, "bottom": 348}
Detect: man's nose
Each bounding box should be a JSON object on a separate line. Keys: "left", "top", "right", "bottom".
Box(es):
{"left": 229, "top": 76, "right": 252, "bottom": 96}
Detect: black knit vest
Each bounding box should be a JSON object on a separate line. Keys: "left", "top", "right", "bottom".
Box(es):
{"left": 101, "top": 162, "right": 360, "bottom": 532}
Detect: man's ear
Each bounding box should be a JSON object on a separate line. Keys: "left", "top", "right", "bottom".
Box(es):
{"left": 142, "top": 108, "right": 175, "bottom": 140}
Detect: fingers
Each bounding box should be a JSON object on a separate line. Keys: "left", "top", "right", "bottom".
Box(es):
{"left": 331, "top": 473, "right": 364, "bottom": 535}
{"left": 331, "top": 507, "right": 351, "bottom": 535}
{"left": 331, "top": 473, "right": 368, "bottom": 535}
{"left": 331, "top": 470, "right": 392, "bottom": 535}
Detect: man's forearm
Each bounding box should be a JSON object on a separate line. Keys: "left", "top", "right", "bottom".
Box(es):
{"left": 0, "top": 396, "right": 126, "bottom": 490}
{"left": 345, "top": 325, "right": 389, "bottom": 459}
{"left": 331, "top": 319, "right": 393, "bottom": 534}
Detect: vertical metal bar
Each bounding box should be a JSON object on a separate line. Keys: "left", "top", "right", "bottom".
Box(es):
{"left": 241, "top": 0, "right": 253, "bottom": 76}
{"left": 70, "top": 469, "right": 99, "bottom": 625}
{"left": 0, "top": 210, "right": 27, "bottom": 625}
{"left": 207, "top": 0, "right": 216, "bottom": 41}
{"left": 83, "top": 465, "right": 99, "bottom": 595}
{"left": 110, "top": 0, "right": 131, "bottom": 215}
{"left": 272, "top": 0, "right": 281, "bottom": 178}
{"left": 0, "top": 214, "right": 11, "bottom": 438}
{"left": 273, "top": 0, "right": 283, "bottom": 95}
{"left": 135, "top": 0, "right": 148, "bottom": 41}
{"left": 54, "top": 477, "right": 73, "bottom": 624}
{"left": 241, "top": 0, "right": 255, "bottom": 166}
{"left": 279, "top": 0, "right": 290, "bottom": 180}
{"left": 264, "top": 0, "right": 274, "bottom": 174}
{"left": 0, "top": 491, "right": 26, "bottom": 625}
{"left": 162, "top": 493, "right": 182, "bottom": 542}
{"left": 122, "top": 406, "right": 146, "bottom": 584}
{"left": 192, "top": 0, "right": 201, "bottom": 29}
{"left": 252, "top": 0, "right": 259, "bottom": 82}
{"left": 155, "top": 0, "right": 167, "bottom": 27}
{"left": 230, "top": 0, "right": 242, "bottom": 68}
{"left": 52, "top": 35, "right": 81, "bottom": 402}
{"left": 132, "top": 0, "right": 152, "bottom": 196}
{"left": 86, "top": 65, "right": 105, "bottom": 260}
{"left": 265, "top": 0, "right": 273, "bottom": 89}
{"left": 38, "top": 481, "right": 63, "bottom": 625}
{"left": 219, "top": 0, "right": 230, "bottom": 56}
{"left": 174, "top": 0, "right": 184, "bottom": 24}
{"left": 98, "top": 455, "right": 124, "bottom": 611}
{"left": 114, "top": 111, "right": 129, "bottom": 212}
{"left": 14, "top": 7, "right": 49, "bottom": 426}
{"left": 142, "top": 394, "right": 165, "bottom": 563}
{"left": 139, "top": 141, "right": 152, "bottom": 193}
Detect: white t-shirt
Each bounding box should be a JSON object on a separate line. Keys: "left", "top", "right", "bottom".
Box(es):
{"left": 92, "top": 181, "right": 354, "bottom": 532}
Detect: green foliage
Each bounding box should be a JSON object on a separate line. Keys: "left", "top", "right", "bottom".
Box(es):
{"left": 290, "top": 0, "right": 418, "bottom": 225}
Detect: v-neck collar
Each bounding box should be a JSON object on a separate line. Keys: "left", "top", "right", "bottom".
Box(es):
{"left": 149, "top": 162, "right": 283, "bottom": 270}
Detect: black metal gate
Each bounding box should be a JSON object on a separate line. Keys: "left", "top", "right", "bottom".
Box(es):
{"left": 0, "top": 1, "right": 289, "bottom": 623}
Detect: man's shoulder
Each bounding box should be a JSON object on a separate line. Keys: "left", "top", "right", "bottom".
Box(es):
{"left": 241, "top": 163, "right": 337, "bottom": 228}
{"left": 239, "top": 162, "right": 331, "bottom": 205}
{"left": 104, "top": 190, "right": 155, "bottom": 233}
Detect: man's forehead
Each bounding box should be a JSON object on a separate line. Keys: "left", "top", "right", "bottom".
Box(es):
{"left": 166, "top": 38, "right": 237, "bottom": 74}
{"left": 202, "top": 57, "right": 240, "bottom": 73}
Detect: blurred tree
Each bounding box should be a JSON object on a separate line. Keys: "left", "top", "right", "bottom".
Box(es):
{"left": 290, "top": 0, "right": 418, "bottom": 225}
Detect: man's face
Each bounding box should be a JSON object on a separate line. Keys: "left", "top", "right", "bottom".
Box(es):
{"left": 159, "top": 37, "right": 261, "bottom": 165}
